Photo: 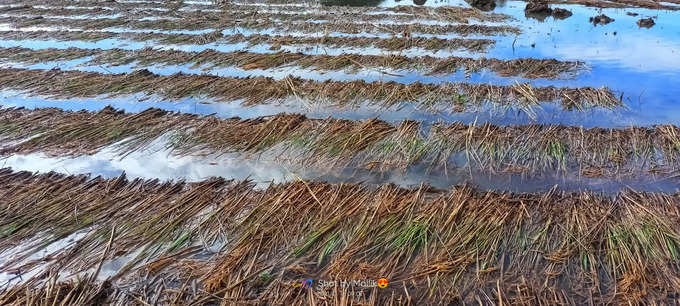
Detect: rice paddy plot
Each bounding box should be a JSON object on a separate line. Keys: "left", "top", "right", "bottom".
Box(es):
{"left": 0, "top": 2, "right": 514, "bottom": 23}
{"left": 1, "top": 140, "right": 679, "bottom": 194}
{"left": 0, "top": 0, "right": 679, "bottom": 304}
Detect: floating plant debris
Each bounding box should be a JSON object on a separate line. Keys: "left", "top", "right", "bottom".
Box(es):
{"left": 590, "top": 14, "right": 615, "bottom": 25}
{"left": 637, "top": 17, "right": 655, "bottom": 28}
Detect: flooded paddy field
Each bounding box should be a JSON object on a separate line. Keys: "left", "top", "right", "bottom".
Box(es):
{"left": 0, "top": 0, "right": 679, "bottom": 304}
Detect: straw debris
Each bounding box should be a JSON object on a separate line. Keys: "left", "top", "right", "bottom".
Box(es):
{"left": 0, "top": 46, "right": 586, "bottom": 79}
{"left": 0, "top": 68, "right": 620, "bottom": 112}
{"left": 2, "top": 2, "right": 514, "bottom": 23}
{"left": 0, "top": 107, "right": 675, "bottom": 177}
{"left": 0, "top": 169, "right": 680, "bottom": 304}
{"left": 4, "top": 6, "right": 501, "bottom": 25}
{"left": 0, "top": 29, "right": 495, "bottom": 52}
{"left": 0, "top": 15, "right": 520, "bottom": 36}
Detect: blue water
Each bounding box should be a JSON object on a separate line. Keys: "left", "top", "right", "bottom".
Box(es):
{"left": 486, "top": 3, "right": 680, "bottom": 127}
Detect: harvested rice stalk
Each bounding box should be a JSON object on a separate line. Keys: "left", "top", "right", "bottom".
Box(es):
{"left": 0, "top": 15, "right": 520, "bottom": 36}
{"left": 0, "top": 107, "right": 674, "bottom": 176}
{"left": 0, "top": 169, "right": 679, "bottom": 304}
{"left": 2, "top": 2, "right": 514, "bottom": 22}
{"left": 0, "top": 5, "right": 114, "bottom": 17}
{"left": 0, "top": 29, "right": 496, "bottom": 52}
{"left": 0, "top": 68, "right": 619, "bottom": 112}
{"left": 0, "top": 46, "right": 585, "bottom": 79}
{"left": 1, "top": 5, "right": 506, "bottom": 25}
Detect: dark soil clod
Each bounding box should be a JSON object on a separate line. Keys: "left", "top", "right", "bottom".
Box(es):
{"left": 465, "top": 0, "right": 496, "bottom": 11}
{"left": 590, "top": 14, "right": 614, "bottom": 26}
{"left": 552, "top": 8, "right": 573, "bottom": 19}
{"left": 637, "top": 17, "right": 656, "bottom": 28}
{"left": 525, "top": 2, "right": 553, "bottom": 21}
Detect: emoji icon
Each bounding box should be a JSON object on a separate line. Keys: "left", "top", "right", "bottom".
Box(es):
{"left": 377, "top": 278, "right": 389, "bottom": 289}
{"left": 302, "top": 279, "right": 313, "bottom": 289}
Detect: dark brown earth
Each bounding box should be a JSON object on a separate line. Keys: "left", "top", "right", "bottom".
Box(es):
{"left": 552, "top": 8, "right": 573, "bottom": 19}
{"left": 637, "top": 17, "right": 655, "bottom": 28}
{"left": 524, "top": 2, "right": 553, "bottom": 21}
{"left": 590, "top": 14, "right": 615, "bottom": 25}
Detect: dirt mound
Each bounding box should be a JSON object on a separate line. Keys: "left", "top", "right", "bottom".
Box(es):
{"left": 637, "top": 17, "right": 655, "bottom": 28}
{"left": 590, "top": 14, "right": 614, "bottom": 26}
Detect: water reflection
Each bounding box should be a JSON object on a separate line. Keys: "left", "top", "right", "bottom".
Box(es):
{"left": 1, "top": 146, "right": 679, "bottom": 194}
